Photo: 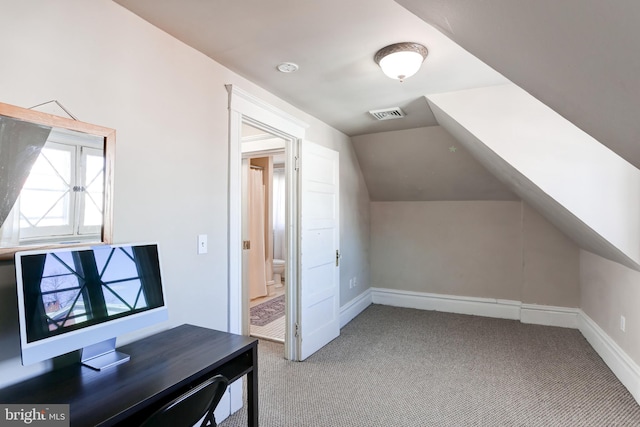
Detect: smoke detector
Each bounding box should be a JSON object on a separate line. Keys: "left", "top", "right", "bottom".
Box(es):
{"left": 369, "top": 107, "right": 406, "bottom": 121}
{"left": 277, "top": 62, "right": 299, "bottom": 73}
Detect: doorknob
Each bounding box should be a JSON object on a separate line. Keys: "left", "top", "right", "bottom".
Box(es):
{"left": 336, "top": 249, "right": 341, "bottom": 266}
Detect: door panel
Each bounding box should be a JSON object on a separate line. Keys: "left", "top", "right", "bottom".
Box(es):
{"left": 298, "top": 141, "right": 339, "bottom": 360}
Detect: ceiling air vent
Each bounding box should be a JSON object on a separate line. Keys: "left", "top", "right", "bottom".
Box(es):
{"left": 369, "top": 107, "right": 406, "bottom": 121}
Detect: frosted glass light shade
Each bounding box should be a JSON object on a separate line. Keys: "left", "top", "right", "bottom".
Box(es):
{"left": 378, "top": 51, "right": 423, "bottom": 80}
{"left": 374, "top": 42, "right": 428, "bottom": 82}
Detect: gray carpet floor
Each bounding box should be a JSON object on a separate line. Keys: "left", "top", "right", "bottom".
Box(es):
{"left": 220, "top": 304, "right": 640, "bottom": 426}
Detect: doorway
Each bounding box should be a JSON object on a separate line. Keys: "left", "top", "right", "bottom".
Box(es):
{"left": 242, "top": 123, "right": 287, "bottom": 343}
{"left": 227, "top": 84, "right": 342, "bottom": 417}
{"left": 227, "top": 84, "right": 305, "bottom": 414}
{"left": 227, "top": 84, "right": 341, "bottom": 365}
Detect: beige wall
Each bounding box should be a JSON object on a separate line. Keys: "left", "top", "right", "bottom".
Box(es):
{"left": 522, "top": 204, "right": 580, "bottom": 306}
{"left": 300, "top": 123, "right": 371, "bottom": 306}
{"left": 371, "top": 200, "right": 580, "bottom": 306}
{"left": 581, "top": 250, "right": 640, "bottom": 363}
{"left": 352, "top": 126, "right": 517, "bottom": 201}
{"left": 337, "top": 138, "right": 371, "bottom": 305}
{"left": 0, "top": 0, "right": 369, "bottom": 386}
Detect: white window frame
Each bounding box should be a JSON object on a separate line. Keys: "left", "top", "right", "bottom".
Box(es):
{"left": 19, "top": 130, "right": 104, "bottom": 244}
{"left": 77, "top": 145, "right": 105, "bottom": 236}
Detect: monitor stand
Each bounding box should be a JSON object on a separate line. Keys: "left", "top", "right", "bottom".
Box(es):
{"left": 81, "top": 338, "right": 130, "bottom": 371}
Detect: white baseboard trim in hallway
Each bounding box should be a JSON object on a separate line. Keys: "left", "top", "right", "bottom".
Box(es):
{"left": 340, "top": 289, "right": 372, "bottom": 328}
{"left": 371, "top": 287, "right": 582, "bottom": 328}
{"left": 521, "top": 303, "right": 579, "bottom": 328}
{"left": 579, "top": 310, "right": 640, "bottom": 404}
{"left": 371, "top": 287, "right": 522, "bottom": 321}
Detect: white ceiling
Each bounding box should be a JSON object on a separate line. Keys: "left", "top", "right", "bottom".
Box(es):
{"left": 113, "top": 0, "right": 640, "bottom": 211}
{"left": 113, "top": 0, "right": 508, "bottom": 137}
{"left": 111, "top": 0, "right": 640, "bottom": 269}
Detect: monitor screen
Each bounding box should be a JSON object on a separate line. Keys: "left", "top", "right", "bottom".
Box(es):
{"left": 15, "top": 243, "right": 168, "bottom": 368}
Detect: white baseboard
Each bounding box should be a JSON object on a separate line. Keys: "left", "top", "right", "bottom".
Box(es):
{"left": 221, "top": 382, "right": 242, "bottom": 424}
{"left": 578, "top": 310, "right": 640, "bottom": 404}
{"left": 340, "top": 289, "right": 372, "bottom": 328}
{"left": 521, "top": 304, "right": 579, "bottom": 328}
{"left": 371, "top": 288, "right": 582, "bottom": 328}
{"left": 371, "top": 287, "right": 521, "bottom": 320}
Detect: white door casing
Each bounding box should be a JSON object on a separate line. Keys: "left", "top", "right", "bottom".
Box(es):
{"left": 240, "top": 159, "right": 250, "bottom": 336}
{"left": 227, "top": 84, "right": 306, "bottom": 351}
{"left": 228, "top": 86, "right": 341, "bottom": 408}
{"left": 227, "top": 85, "right": 308, "bottom": 415}
{"left": 298, "top": 141, "right": 340, "bottom": 360}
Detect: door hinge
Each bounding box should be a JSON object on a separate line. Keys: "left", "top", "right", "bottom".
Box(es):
{"left": 294, "top": 322, "right": 300, "bottom": 337}
{"left": 294, "top": 156, "right": 299, "bottom": 171}
{"left": 243, "top": 240, "right": 251, "bottom": 250}
{"left": 336, "top": 249, "right": 341, "bottom": 267}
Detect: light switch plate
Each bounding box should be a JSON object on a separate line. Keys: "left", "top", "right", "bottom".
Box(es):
{"left": 197, "top": 234, "right": 208, "bottom": 254}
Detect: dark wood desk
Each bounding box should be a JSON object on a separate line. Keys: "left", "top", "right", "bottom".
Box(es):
{"left": 0, "top": 324, "right": 258, "bottom": 426}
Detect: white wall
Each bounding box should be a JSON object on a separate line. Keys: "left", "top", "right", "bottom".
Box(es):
{"left": 581, "top": 250, "right": 640, "bottom": 364}
{"left": 329, "top": 133, "right": 370, "bottom": 305}
{"left": 0, "top": 0, "right": 369, "bottom": 387}
{"left": 370, "top": 200, "right": 579, "bottom": 306}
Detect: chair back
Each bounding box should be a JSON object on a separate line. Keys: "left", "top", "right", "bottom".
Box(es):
{"left": 140, "top": 374, "right": 229, "bottom": 427}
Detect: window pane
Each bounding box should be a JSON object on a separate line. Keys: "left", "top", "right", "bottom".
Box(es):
{"left": 20, "top": 145, "right": 73, "bottom": 229}
{"left": 20, "top": 189, "right": 70, "bottom": 227}
{"left": 27, "top": 148, "right": 71, "bottom": 189}
{"left": 82, "top": 152, "right": 104, "bottom": 227}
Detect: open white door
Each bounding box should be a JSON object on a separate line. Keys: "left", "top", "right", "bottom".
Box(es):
{"left": 298, "top": 141, "right": 340, "bottom": 360}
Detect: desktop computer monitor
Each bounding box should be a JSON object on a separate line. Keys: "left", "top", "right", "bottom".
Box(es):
{"left": 15, "top": 243, "right": 169, "bottom": 370}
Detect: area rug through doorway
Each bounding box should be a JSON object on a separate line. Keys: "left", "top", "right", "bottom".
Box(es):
{"left": 250, "top": 295, "right": 285, "bottom": 327}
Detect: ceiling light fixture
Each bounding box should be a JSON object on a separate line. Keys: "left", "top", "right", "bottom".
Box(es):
{"left": 374, "top": 42, "right": 428, "bottom": 82}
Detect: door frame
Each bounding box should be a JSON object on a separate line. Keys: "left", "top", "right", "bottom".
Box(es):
{"left": 226, "top": 85, "right": 308, "bottom": 363}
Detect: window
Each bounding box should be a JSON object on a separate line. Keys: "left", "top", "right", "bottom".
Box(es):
{"left": 0, "top": 101, "right": 115, "bottom": 260}
{"left": 18, "top": 130, "right": 104, "bottom": 244}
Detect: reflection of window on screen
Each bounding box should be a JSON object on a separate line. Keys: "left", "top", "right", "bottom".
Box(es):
{"left": 40, "top": 251, "right": 87, "bottom": 331}
{"left": 94, "top": 246, "right": 148, "bottom": 315}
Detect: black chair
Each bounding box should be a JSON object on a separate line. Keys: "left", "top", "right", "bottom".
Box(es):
{"left": 140, "top": 374, "right": 229, "bottom": 427}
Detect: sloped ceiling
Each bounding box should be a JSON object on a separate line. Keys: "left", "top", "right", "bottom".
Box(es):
{"left": 352, "top": 126, "right": 517, "bottom": 201}
{"left": 428, "top": 84, "right": 640, "bottom": 271}
{"left": 396, "top": 0, "right": 640, "bottom": 170}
